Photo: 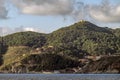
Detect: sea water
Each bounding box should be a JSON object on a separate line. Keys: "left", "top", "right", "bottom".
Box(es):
{"left": 0, "top": 74, "right": 120, "bottom": 80}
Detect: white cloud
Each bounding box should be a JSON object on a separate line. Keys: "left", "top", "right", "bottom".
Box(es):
{"left": 0, "top": 0, "right": 8, "bottom": 19}
{"left": 11, "top": 0, "right": 75, "bottom": 16}
{"left": 0, "top": 27, "right": 12, "bottom": 36}
{"left": 0, "top": 26, "right": 43, "bottom": 36}
{"left": 88, "top": 0, "right": 120, "bottom": 23}
{"left": 14, "top": 26, "right": 39, "bottom": 32}
{"left": 2, "top": 0, "right": 120, "bottom": 23}
{"left": 10, "top": 0, "right": 120, "bottom": 23}
{"left": 23, "top": 27, "right": 37, "bottom": 32}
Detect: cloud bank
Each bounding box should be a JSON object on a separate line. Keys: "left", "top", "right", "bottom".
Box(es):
{"left": 0, "top": 0, "right": 120, "bottom": 23}
{"left": 0, "top": 0, "right": 8, "bottom": 19}
{"left": 11, "top": 0, "right": 75, "bottom": 16}
{"left": 0, "top": 26, "right": 42, "bottom": 36}
{"left": 89, "top": 0, "right": 120, "bottom": 23}
{"left": 10, "top": 0, "right": 120, "bottom": 23}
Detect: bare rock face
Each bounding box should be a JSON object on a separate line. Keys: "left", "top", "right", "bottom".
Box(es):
{"left": 82, "top": 56, "right": 120, "bottom": 74}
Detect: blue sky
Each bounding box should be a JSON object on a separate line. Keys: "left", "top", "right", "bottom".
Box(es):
{"left": 0, "top": 0, "right": 120, "bottom": 35}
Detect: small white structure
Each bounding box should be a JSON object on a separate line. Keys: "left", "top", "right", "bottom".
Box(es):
{"left": 80, "top": 20, "right": 85, "bottom": 23}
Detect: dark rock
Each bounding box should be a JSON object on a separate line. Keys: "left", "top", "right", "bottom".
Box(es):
{"left": 82, "top": 55, "right": 120, "bottom": 74}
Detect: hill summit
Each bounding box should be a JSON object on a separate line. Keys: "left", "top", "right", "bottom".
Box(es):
{"left": 47, "top": 20, "right": 119, "bottom": 55}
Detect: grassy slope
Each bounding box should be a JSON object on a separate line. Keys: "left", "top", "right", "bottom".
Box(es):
{"left": 0, "top": 46, "right": 32, "bottom": 70}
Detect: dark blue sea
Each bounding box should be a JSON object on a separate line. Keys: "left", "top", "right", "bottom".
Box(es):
{"left": 0, "top": 74, "right": 120, "bottom": 80}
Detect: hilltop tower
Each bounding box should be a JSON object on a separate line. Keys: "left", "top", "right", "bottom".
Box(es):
{"left": 80, "top": 20, "right": 85, "bottom": 23}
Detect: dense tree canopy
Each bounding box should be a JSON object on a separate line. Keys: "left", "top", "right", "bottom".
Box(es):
{"left": 47, "top": 21, "right": 120, "bottom": 55}
{"left": 21, "top": 53, "right": 80, "bottom": 71}
{"left": 3, "top": 31, "right": 46, "bottom": 48}
{"left": 0, "top": 21, "right": 120, "bottom": 56}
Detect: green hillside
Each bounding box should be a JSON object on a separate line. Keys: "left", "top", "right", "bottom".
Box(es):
{"left": 47, "top": 21, "right": 120, "bottom": 55}
{"left": 0, "top": 21, "right": 120, "bottom": 73}
{"left": 113, "top": 28, "right": 120, "bottom": 37}
{"left": 0, "top": 46, "right": 80, "bottom": 73}
{"left": 0, "top": 46, "right": 31, "bottom": 70}
{"left": 3, "top": 31, "right": 46, "bottom": 48}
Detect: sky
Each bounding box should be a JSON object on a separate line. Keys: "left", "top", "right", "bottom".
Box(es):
{"left": 0, "top": 0, "right": 120, "bottom": 36}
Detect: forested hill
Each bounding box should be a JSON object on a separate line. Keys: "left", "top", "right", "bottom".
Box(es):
{"left": 0, "top": 21, "right": 120, "bottom": 73}
{"left": 113, "top": 28, "right": 120, "bottom": 37}
{"left": 47, "top": 21, "right": 120, "bottom": 55}
{"left": 3, "top": 31, "right": 46, "bottom": 48}
{"left": 0, "top": 21, "right": 120, "bottom": 56}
